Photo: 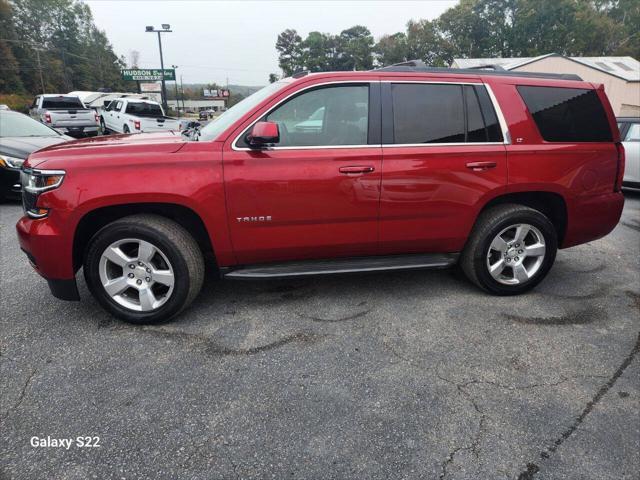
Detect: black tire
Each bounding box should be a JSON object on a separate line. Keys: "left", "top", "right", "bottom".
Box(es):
{"left": 83, "top": 214, "right": 205, "bottom": 324}
{"left": 123, "top": 124, "right": 130, "bottom": 134}
{"left": 460, "top": 204, "right": 557, "bottom": 295}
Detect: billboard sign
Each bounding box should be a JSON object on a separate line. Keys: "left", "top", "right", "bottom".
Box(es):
{"left": 121, "top": 69, "right": 176, "bottom": 81}
{"left": 140, "top": 82, "right": 162, "bottom": 92}
{"left": 203, "top": 88, "right": 230, "bottom": 98}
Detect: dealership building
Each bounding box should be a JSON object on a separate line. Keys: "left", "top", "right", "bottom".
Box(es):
{"left": 451, "top": 54, "right": 639, "bottom": 116}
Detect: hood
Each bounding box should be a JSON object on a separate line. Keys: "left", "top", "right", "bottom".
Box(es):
{"left": 0, "top": 135, "right": 70, "bottom": 159}
{"left": 27, "top": 131, "right": 187, "bottom": 168}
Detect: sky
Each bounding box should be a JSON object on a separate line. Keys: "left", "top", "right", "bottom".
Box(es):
{"left": 85, "top": 0, "right": 457, "bottom": 86}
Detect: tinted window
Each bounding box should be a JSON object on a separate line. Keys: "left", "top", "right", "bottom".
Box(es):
{"left": 392, "top": 84, "right": 464, "bottom": 144}
{"left": 255, "top": 85, "right": 368, "bottom": 147}
{"left": 41, "top": 96, "right": 84, "bottom": 109}
{"left": 465, "top": 86, "right": 487, "bottom": 142}
{"left": 517, "top": 86, "right": 612, "bottom": 142}
{"left": 126, "top": 102, "right": 163, "bottom": 117}
{"left": 474, "top": 86, "right": 503, "bottom": 142}
{"left": 625, "top": 123, "right": 640, "bottom": 142}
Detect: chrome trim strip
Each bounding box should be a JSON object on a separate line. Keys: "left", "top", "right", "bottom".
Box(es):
{"left": 380, "top": 80, "right": 483, "bottom": 85}
{"left": 231, "top": 79, "right": 511, "bottom": 151}
{"left": 382, "top": 142, "right": 506, "bottom": 148}
{"left": 484, "top": 84, "right": 511, "bottom": 145}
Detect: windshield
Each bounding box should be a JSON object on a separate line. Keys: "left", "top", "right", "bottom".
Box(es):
{"left": 0, "top": 112, "right": 60, "bottom": 137}
{"left": 126, "top": 102, "right": 164, "bottom": 117}
{"left": 42, "top": 96, "right": 85, "bottom": 109}
{"left": 197, "top": 80, "right": 292, "bottom": 141}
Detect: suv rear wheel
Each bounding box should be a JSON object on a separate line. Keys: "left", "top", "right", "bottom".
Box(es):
{"left": 84, "top": 214, "right": 204, "bottom": 324}
{"left": 461, "top": 204, "right": 558, "bottom": 295}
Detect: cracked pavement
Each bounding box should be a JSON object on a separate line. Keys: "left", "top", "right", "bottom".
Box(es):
{"left": 1, "top": 193, "right": 639, "bottom": 479}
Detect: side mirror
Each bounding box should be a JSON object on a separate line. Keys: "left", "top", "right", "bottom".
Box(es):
{"left": 248, "top": 121, "right": 279, "bottom": 148}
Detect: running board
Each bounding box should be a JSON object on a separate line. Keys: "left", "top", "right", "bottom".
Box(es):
{"left": 223, "top": 253, "right": 459, "bottom": 279}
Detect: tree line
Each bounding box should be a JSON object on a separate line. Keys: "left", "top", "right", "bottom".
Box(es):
{"left": 274, "top": 0, "right": 639, "bottom": 78}
{"left": 0, "top": 0, "right": 133, "bottom": 95}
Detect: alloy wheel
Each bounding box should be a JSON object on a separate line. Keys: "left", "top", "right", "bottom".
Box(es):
{"left": 98, "top": 238, "right": 175, "bottom": 311}
{"left": 486, "top": 223, "right": 546, "bottom": 285}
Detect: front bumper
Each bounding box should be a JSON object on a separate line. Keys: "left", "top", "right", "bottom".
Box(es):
{"left": 16, "top": 214, "right": 80, "bottom": 301}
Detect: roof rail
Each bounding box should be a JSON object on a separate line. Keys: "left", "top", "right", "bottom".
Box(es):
{"left": 467, "top": 64, "right": 507, "bottom": 71}
{"left": 373, "top": 59, "right": 582, "bottom": 81}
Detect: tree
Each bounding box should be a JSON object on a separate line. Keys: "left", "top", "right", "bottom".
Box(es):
{"left": 375, "top": 32, "right": 409, "bottom": 66}
{"left": 337, "top": 26, "right": 374, "bottom": 70}
{"left": 406, "top": 19, "right": 453, "bottom": 66}
{"left": 276, "top": 29, "right": 304, "bottom": 76}
{"left": 0, "top": 0, "right": 24, "bottom": 92}
{"left": 268, "top": 73, "right": 279, "bottom": 83}
{"left": 3, "top": 0, "right": 128, "bottom": 94}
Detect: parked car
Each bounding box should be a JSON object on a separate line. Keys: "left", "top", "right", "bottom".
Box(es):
{"left": 617, "top": 117, "right": 639, "bottom": 189}
{"left": 29, "top": 94, "right": 99, "bottom": 138}
{"left": 17, "top": 64, "right": 625, "bottom": 324}
{"left": 100, "top": 99, "right": 181, "bottom": 134}
{"left": 0, "top": 104, "right": 10, "bottom": 111}
{"left": 0, "top": 111, "right": 71, "bottom": 201}
{"left": 198, "top": 111, "right": 209, "bottom": 121}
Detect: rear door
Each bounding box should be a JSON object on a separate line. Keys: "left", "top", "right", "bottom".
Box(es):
{"left": 223, "top": 81, "right": 382, "bottom": 264}
{"left": 379, "top": 80, "right": 508, "bottom": 254}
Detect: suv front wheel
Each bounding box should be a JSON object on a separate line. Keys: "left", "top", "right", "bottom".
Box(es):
{"left": 461, "top": 204, "right": 558, "bottom": 295}
{"left": 84, "top": 214, "right": 205, "bottom": 324}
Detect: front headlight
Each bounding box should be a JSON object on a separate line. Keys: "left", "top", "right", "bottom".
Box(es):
{"left": 0, "top": 154, "right": 25, "bottom": 169}
{"left": 20, "top": 168, "right": 66, "bottom": 218}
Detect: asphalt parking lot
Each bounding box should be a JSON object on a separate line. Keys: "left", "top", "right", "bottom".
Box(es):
{"left": 1, "top": 194, "right": 638, "bottom": 480}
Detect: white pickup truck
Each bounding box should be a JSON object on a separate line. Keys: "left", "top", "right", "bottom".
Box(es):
{"left": 29, "top": 94, "right": 99, "bottom": 138}
{"left": 100, "top": 99, "right": 182, "bottom": 134}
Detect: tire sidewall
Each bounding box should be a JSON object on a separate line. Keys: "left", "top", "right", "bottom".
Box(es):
{"left": 474, "top": 210, "right": 557, "bottom": 295}
{"left": 84, "top": 223, "right": 192, "bottom": 324}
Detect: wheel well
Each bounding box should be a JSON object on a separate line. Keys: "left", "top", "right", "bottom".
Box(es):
{"left": 480, "top": 192, "right": 568, "bottom": 244}
{"left": 73, "top": 203, "right": 214, "bottom": 271}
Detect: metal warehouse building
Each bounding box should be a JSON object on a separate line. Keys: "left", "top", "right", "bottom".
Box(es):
{"left": 452, "top": 54, "right": 639, "bottom": 116}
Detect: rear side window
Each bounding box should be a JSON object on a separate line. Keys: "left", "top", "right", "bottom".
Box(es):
{"left": 41, "top": 96, "right": 84, "bottom": 109}
{"left": 392, "top": 84, "right": 464, "bottom": 144}
{"left": 390, "top": 83, "right": 503, "bottom": 144}
{"left": 517, "top": 86, "right": 612, "bottom": 142}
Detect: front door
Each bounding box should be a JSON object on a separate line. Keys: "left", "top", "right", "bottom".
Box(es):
{"left": 223, "top": 82, "right": 382, "bottom": 264}
{"left": 379, "top": 81, "right": 508, "bottom": 254}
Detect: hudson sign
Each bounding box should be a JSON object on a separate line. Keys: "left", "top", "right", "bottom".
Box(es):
{"left": 121, "top": 69, "right": 176, "bottom": 81}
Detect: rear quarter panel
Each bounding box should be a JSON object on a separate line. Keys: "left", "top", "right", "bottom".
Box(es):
{"left": 486, "top": 77, "right": 622, "bottom": 247}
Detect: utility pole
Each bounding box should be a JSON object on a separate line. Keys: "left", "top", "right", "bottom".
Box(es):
{"left": 171, "top": 64, "right": 179, "bottom": 117}
{"left": 35, "top": 49, "right": 45, "bottom": 93}
{"left": 180, "top": 75, "right": 186, "bottom": 112}
{"left": 145, "top": 24, "right": 172, "bottom": 112}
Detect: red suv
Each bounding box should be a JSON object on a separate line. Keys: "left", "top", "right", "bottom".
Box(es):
{"left": 16, "top": 64, "right": 625, "bottom": 323}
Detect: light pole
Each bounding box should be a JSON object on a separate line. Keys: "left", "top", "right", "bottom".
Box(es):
{"left": 145, "top": 24, "right": 172, "bottom": 112}
{"left": 171, "top": 64, "right": 180, "bottom": 117}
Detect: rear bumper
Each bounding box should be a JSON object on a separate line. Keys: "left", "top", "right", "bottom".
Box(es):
{"left": 16, "top": 214, "right": 79, "bottom": 301}
{"left": 562, "top": 191, "right": 624, "bottom": 248}
{"left": 54, "top": 125, "right": 98, "bottom": 137}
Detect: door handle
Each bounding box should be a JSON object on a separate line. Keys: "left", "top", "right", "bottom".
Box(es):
{"left": 339, "top": 165, "right": 375, "bottom": 174}
{"left": 466, "top": 161, "right": 497, "bottom": 171}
